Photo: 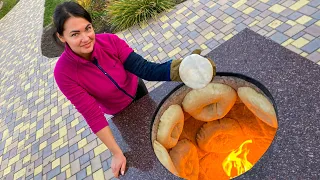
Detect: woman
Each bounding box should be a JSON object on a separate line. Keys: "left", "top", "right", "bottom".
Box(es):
{"left": 53, "top": 1, "right": 215, "bottom": 178}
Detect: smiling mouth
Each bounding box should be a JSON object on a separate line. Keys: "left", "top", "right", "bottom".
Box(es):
{"left": 82, "top": 42, "right": 91, "bottom": 47}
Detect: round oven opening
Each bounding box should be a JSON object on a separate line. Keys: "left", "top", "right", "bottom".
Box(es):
{"left": 151, "top": 73, "right": 278, "bottom": 180}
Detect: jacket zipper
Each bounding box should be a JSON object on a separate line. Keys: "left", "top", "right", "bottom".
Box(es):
{"left": 92, "top": 57, "right": 134, "bottom": 100}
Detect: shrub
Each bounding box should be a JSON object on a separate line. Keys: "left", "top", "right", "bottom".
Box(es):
{"left": 0, "top": 0, "right": 19, "bottom": 19}
{"left": 107, "top": 0, "right": 175, "bottom": 32}
{"left": 77, "top": 0, "right": 109, "bottom": 32}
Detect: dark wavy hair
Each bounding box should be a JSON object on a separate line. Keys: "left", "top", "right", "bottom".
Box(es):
{"left": 52, "top": 1, "right": 92, "bottom": 41}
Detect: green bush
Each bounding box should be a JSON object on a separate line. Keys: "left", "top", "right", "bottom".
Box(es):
{"left": 85, "top": 0, "right": 109, "bottom": 32}
{"left": 107, "top": 0, "right": 175, "bottom": 32}
{"left": 0, "top": 0, "right": 19, "bottom": 19}
{"left": 43, "top": 0, "right": 68, "bottom": 27}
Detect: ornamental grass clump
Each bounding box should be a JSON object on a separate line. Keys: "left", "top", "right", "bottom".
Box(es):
{"left": 107, "top": 0, "right": 175, "bottom": 32}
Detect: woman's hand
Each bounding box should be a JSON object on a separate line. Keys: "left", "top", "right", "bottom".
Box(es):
{"left": 96, "top": 126, "right": 127, "bottom": 178}
{"left": 111, "top": 152, "right": 127, "bottom": 178}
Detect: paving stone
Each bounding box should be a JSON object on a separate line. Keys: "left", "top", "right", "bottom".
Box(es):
{"left": 309, "top": 0, "right": 320, "bottom": 7}
{"left": 260, "top": 10, "right": 273, "bottom": 18}
{"left": 257, "top": 28, "right": 269, "bottom": 36}
{"left": 104, "top": 168, "right": 114, "bottom": 180}
{"left": 56, "top": 172, "right": 66, "bottom": 180}
{"left": 292, "top": 31, "right": 306, "bottom": 40}
{"left": 71, "top": 159, "right": 81, "bottom": 175}
{"left": 276, "top": 23, "right": 292, "bottom": 32}
{"left": 307, "top": 51, "right": 320, "bottom": 63}
{"left": 303, "top": 24, "right": 320, "bottom": 37}
{"left": 298, "top": 5, "right": 318, "bottom": 16}
{"left": 284, "top": 24, "right": 306, "bottom": 36}
{"left": 270, "top": 32, "right": 290, "bottom": 44}
{"left": 311, "top": 11, "right": 320, "bottom": 20}
{"left": 301, "top": 38, "right": 320, "bottom": 53}
{"left": 80, "top": 153, "right": 90, "bottom": 165}
{"left": 257, "top": 16, "right": 275, "bottom": 27}
{"left": 266, "top": 0, "right": 281, "bottom": 6}
{"left": 74, "top": 148, "right": 84, "bottom": 160}
{"left": 288, "top": 11, "right": 303, "bottom": 20}
{"left": 225, "top": 7, "right": 237, "bottom": 15}
{"left": 91, "top": 155, "right": 102, "bottom": 173}
{"left": 76, "top": 168, "right": 87, "bottom": 180}
{"left": 249, "top": 10, "right": 262, "bottom": 18}
{"left": 255, "top": 2, "right": 270, "bottom": 11}
{"left": 47, "top": 166, "right": 61, "bottom": 180}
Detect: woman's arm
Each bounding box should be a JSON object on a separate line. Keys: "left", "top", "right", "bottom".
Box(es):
{"left": 123, "top": 52, "right": 172, "bottom": 81}
{"left": 54, "top": 69, "right": 126, "bottom": 177}
{"left": 96, "top": 126, "right": 126, "bottom": 178}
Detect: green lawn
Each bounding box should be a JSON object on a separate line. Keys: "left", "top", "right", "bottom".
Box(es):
{"left": 0, "top": 0, "right": 19, "bottom": 19}
{"left": 43, "top": 0, "right": 68, "bottom": 27}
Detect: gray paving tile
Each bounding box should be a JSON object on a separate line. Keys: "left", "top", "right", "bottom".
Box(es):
{"left": 284, "top": 24, "right": 306, "bottom": 37}
{"left": 102, "top": 160, "right": 109, "bottom": 171}
{"left": 231, "top": 11, "right": 243, "bottom": 18}
{"left": 311, "top": 10, "right": 320, "bottom": 20}
{"left": 305, "top": 19, "right": 317, "bottom": 27}
{"left": 249, "top": 10, "right": 262, "bottom": 18}
{"left": 71, "top": 159, "right": 81, "bottom": 175}
{"left": 270, "top": 32, "right": 289, "bottom": 44}
{"left": 70, "top": 143, "right": 78, "bottom": 154}
{"left": 43, "top": 163, "right": 51, "bottom": 174}
{"left": 304, "top": 24, "right": 320, "bottom": 37}
{"left": 307, "top": 51, "right": 320, "bottom": 63}
{"left": 257, "top": 28, "right": 269, "bottom": 36}
{"left": 47, "top": 166, "right": 61, "bottom": 180}
{"left": 56, "top": 172, "right": 66, "bottom": 180}
{"left": 225, "top": 7, "right": 237, "bottom": 15}
{"left": 91, "top": 155, "right": 102, "bottom": 173}
{"left": 76, "top": 168, "right": 87, "bottom": 180}
{"left": 235, "top": 23, "right": 248, "bottom": 32}
{"left": 34, "top": 174, "right": 42, "bottom": 180}
{"left": 60, "top": 153, "right": 70, "bottom": 168}
{"left": 221, "top": 23, "right": 236, "bottom": 33}
{"left": 301, "top": 38, "right": 320, "bottom": 53}
{"left": 80, "top": 153, "right": 90, "bottom": 165}
{"left": 292, "top": 31, "right": 306, "bottom": 40}
{"left": 233, "top": 16, "right": 245, "bottom": 24}
{"left": 276, "top": 22, "right": 292, "bottom": 32}
{"left": 298, "top": 5, "right": 318, "bottom": 16}
{"left": 266, "top": 0, "right": 281, "bottom": 5}
{"left": 271, "top": 13, "right": 280, "bottom": 18}
{"left": 309, "top": 0, "right": 320, "bottom": 7}
{"left": 257, "top": 16, "right": 275, "bottom": 27}
{"left": 212, "top": 20, "right": 226, "bottom": 29}
{"left": 288, "top": 12, "right": 303, "bottom": 20}
{"left": 255, "top": 3, "right": 270, "bottom": 12}
{"left": 74, "top": 148, "right": 84, "bottom": 160}
{"left": 260, "top": 10, "right": 273, "bottom": 18}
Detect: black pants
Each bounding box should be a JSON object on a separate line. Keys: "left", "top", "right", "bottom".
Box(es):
{"left": 134, "top": 78, "right": 148, "bottom": 101}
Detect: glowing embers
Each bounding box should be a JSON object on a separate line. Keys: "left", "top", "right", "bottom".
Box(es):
{"left": 152, "top": 78, "right": 278, "bottom": 180}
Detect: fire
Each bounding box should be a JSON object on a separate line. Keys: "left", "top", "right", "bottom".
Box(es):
{"left": 222, "top": 139, "right": 253, "bottom": 178}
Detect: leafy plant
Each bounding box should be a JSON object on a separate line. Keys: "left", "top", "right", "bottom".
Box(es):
{"left": 0, "top": 0, "right": 19, "bottom": 19}
{"left": 107, "top": 0, "right": 175, "bottom": 32}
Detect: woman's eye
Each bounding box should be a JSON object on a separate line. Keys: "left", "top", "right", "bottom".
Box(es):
{"left": 71, "top": 34, "right": 77, "bottom": 37}
{"left": 86, "top": 26, "right": 92, "bottom": 31}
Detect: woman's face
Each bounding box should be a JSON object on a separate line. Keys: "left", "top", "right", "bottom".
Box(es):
{"left": 57, "top": 16, "right": 95, "bottom": 60}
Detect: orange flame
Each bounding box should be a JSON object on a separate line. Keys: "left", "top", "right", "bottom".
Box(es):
{"left": 222, "top": 140, "right": 253, "bottom": 178}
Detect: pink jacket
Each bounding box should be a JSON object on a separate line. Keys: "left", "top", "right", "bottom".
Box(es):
{"left": 54, "top": 33, "right": 138, "bottom": 134}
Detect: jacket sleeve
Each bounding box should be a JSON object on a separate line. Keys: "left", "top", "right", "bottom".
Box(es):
{"left": 54, "top": 70, "right": 109, "bottom": 134}
{"left": 123, "top": 51, "right": 172, "bottom": 81}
